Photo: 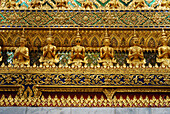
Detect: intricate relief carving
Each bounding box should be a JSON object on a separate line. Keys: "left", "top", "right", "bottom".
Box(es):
{"left": 0, "top": 93, "right": 169, "bottom": 107}
{"left": 106, "top": 0, "right": 120, "bottom": 9}
{"left": 148, "top": 38, "right": 156, "bottom": 48}
{"left": 5, "top": 0, "right": 19, "bottom": 9}
{"left": 103, "top": 89, "right": 116, "bottom": 100}
{"left": 55, "top": 0, "right": 68, "bottom": 8}
{"left": 34, "top": 37, "right": 41, "bottom": 47}
{"left": 30, "top": 0, "right": 43, "bottom": 9}
{"left": 160, "top": 0, "right": 170, "bottom": 9}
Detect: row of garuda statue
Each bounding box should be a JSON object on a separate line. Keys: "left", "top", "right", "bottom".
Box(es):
{"left": 0, "top": 28, "right": 169, "bottom": 68}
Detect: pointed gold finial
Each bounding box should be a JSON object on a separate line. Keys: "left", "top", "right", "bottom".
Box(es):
{"left": 76, "top": 28, "right": 81, "bottom": 38}
{"left": 22, "top": 28, "right": 25, "bottom": 38}
{"left": 75, "top": 28, "right": 81, "bottom": 44}
{"left": 105, "top": 28, "right": 108, "bottom": 37}
{"left": 162, "top": 28, "right": 166, "bottom": 36}
{"left": 104, "top": 28, "right": 110, "bottom": 39}
{"left": 20, "top": 28, "right": 26, "bottom": 43}
{"left": 74, "top": 28, "right": 81, "bottom": 45}
{"left": 48, "top": 28, "right": 52, "bottom": 38}
{"left": 134, "top": 29, "right": 136, "bottom": 37}
{"left": 49, "top": 28, "right": 52, "bottom": 37}
{"left": 133, "top": 29, "right": 138, "bottom": 40}
{"left": 47, "top": 28, "right": 53, "bottom": 43}
{"left": 103, "top": 28, "right": 111, "bottom": 46}
{"left": 132, "top": 29, "right": 139, "bottom": 45}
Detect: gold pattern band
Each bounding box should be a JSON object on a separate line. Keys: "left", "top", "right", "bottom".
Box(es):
{"left": 0, "top": 94, "right": 169, "bottom": 107}
{"left": 0, "top": 29, "right": 169, "bottom": 48}
{"left": 0, "top": 10, "right": 169, "bottom": 28}
{"left": 0, "top": 85, "right": 21, "bottom": 92}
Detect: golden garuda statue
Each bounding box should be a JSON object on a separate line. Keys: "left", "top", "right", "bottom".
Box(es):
{"left": 39, "top": 29, "right": 59, "bottom": 67}
{"left": 126, "top": 30, "right": 146, "bottom": 67}
{"left": 68, "top": 28, "right": 87, "bottom": 67}
{"left": 156, "top": 29, "right": 170, "bottom": 66}
{"left": 13, "top": 29, "right": 30, "bottom": 66}
{"left": 98, "top": 29, "right": 116, "bottom": 67}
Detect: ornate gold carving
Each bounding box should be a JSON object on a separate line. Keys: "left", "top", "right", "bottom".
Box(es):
{"left": 55, "top": 0, "right": 68, "bottom": 9}
{"left": 134, "top": 0, "right": 145, "bottom": 9}
{"left": 117, "top": 88, "right": 170, "bottom": 93}
{"left": 23, "top": 86, "right": 33, "bottom": 98}
{"left": 1, "top": 0, "right": 170, "bottom": 10}
{"left": 1, "top": 29, "right": 168, "bottom": 50}
{"left": 0, "top": 94, "right": 169, "bottom": 107}
{"left": 160, "top": 0, "right": 170, "bottom": 9}
{"left": 156, "top": 29, "right": 170, "bottom": 67}
{"left": 31, "top": 0, "right": 43, "bottom": 9}
{"left": 106, "top": 0, "right": 120, "bottom": 9}
{"left": 103, "top": 89, "right": 116, "bottom": 100}
{"left": 0, "top": 1, "right": 169, "bottom": 108}
{"left": 36, "top": 86, "right": 103, "bottom": 92}
{"left": 0, "top": 85, "right": 21, "bottom": 92}
{"left": 0, "top": 68, "right": 169, "bottom": 107}
{"left": 0, "top": 67, "right": 169, "bottom": 74}
{"left": 81, "top": 0, "right": 94, "bottom": 9}
{"left": 35, "top": 85, "right": 170, "bottom": 92}
{"left": 5, "top": 0, "right": 19, "bottom": 9}
{"left": 34, "top": 85, "right": 170, "bottom": 98}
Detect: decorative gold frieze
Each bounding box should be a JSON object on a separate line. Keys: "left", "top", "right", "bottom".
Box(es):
{"left": 0, "top": 68, "right": 169, "bottom": 98}
{"left": 0, "top": 29, "right": 169, "bottom": 48}
{"left": 1, "top": 0, "right": 170, "bottom": 10}
{"left": 0, "top": 94, "right": 169, "bottom": 107}
{"left": 34, "top": 85, "right": 170, "bottom": 98}
{"left": 0, "top": 10, "right": 170, "bottom": 27}
{"left": 0, "top": 85, "right": 21, "bottom": 92}
{"left": 0, "top": 67, "right": 169, "bottom": 74}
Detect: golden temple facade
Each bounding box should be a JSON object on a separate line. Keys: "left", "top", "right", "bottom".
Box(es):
{"left": 0, "top": 0, "right": 169, "bottom": 107}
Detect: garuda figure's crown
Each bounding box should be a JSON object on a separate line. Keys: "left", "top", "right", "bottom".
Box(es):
{"left": 75, "top": 28, "right": 81, "bottom": 42}
{"left": 47, "top": 28, "right": 53, "bottom": 43}
{"left": 133, "top": 29, "right": 139, "bottom": 41}
{"left": 104, "top": 28, "right": 110, "bottom": 40}
{"left": 161, "top": 28, "right": 168, "bottom": 42}
{"left": 20, "top": 28, "right": 26, "bottom": 43}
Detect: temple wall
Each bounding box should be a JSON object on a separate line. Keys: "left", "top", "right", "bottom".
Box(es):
{"left": 0, "top": 0, "right": 169, "bottom": 111}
